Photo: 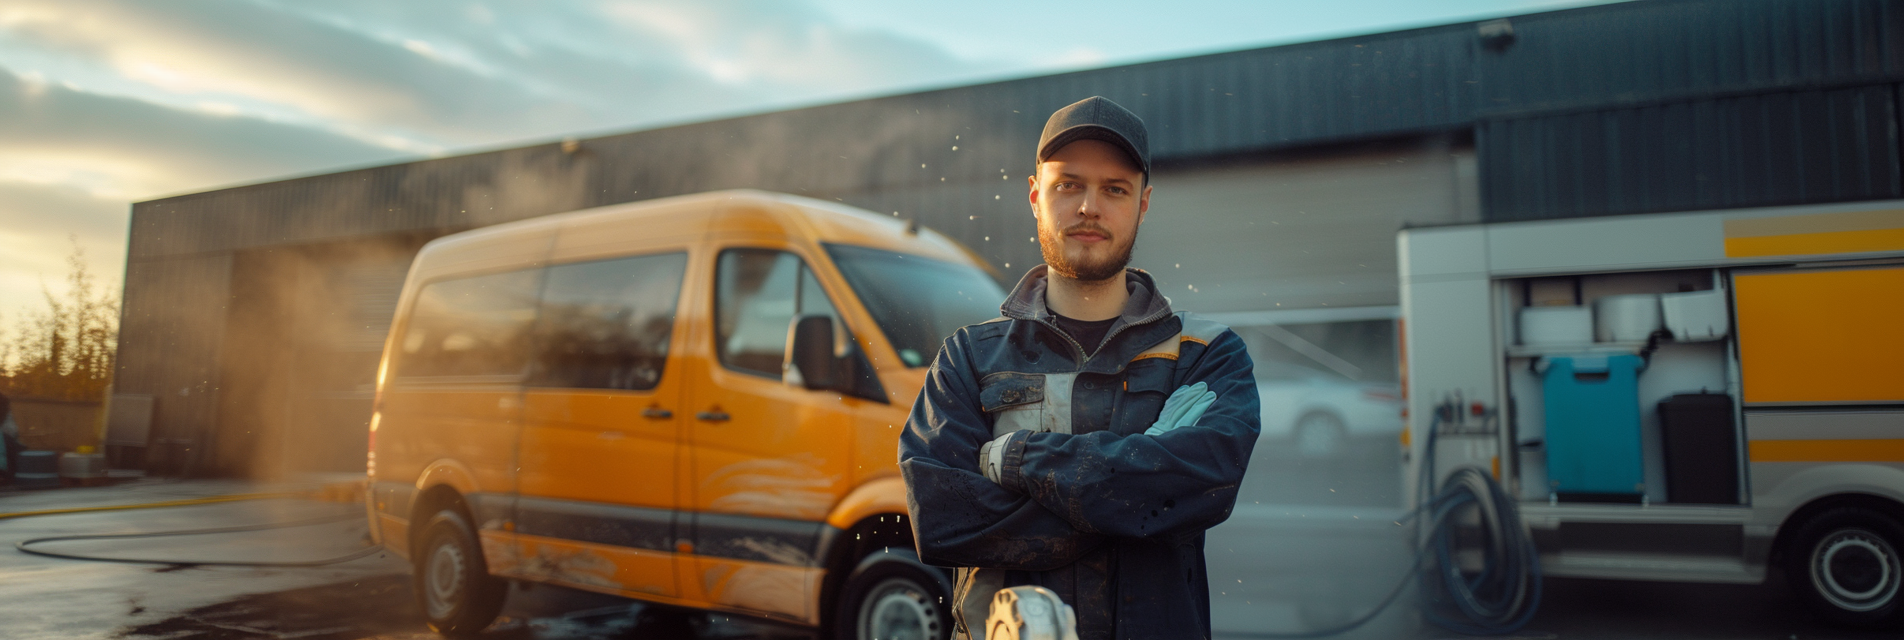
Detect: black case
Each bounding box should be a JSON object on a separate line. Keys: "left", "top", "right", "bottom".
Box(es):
{"left": 1658, "top": 393, "right": 1740, "bottom": 504}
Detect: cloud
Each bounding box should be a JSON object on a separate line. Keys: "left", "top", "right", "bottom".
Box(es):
{"left": 593, "top": 1, "right": 983, "bottom": 91}
{"left": 0, "top": 0, "right": 992, "bottom": 323}
{"left": 0, "top": 0, "right": 986, "bottom": 154}
{"left": 0, "top": 67, "right": 408, "bottom": 198}
{"left": 0, "top": 64, "right": 404, "bottom": 320}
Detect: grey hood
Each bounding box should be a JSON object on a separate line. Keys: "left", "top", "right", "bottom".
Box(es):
{"left": 1000, "top": 264, "right": 1175, "bottom": 334}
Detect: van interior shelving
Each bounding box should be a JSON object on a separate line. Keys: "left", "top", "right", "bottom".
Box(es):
{"left": 1497, "top": 269, "right": 1745, "bottom": 507}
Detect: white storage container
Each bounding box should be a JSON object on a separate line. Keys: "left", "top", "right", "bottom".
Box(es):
{"left": 1520, "top": 306, "right": 1593, "bottom": 346}
{"left": 59, "top": 451, "right": 108, "bottom": 481}
{"left": 1595, "top": 294, "right": 1662, "bottom": 342}
{"left": 1661, "top": 289, "right": 1729, "bottom": 341}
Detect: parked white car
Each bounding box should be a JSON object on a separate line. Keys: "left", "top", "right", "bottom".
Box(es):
{"left": 1253, "top": 361, "right": 1402, "bottom": 457}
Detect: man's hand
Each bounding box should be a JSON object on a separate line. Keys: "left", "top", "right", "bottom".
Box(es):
{"left": 1144, "top": 381, "right": 1216, "bottom": 437}
{"left": 982, "top": 381, "right": 1217, "bottom": 483}
{"left": 978, "top": 430, "right": 1018, "bottom": 484}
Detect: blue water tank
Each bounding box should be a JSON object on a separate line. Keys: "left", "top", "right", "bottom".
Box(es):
{"left": 1542, "top": 354, "right": 1645, "bottom": 497}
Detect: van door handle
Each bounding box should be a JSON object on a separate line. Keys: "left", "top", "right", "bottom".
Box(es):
{"left": 696, "top": 411, "right": 730, "bottom": 422}
{"left": 642, "top": 408, "right": 673, "bottom": 419}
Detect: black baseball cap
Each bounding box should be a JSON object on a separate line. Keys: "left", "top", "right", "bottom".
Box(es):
{"left": 1037, "top": 96, "right": 1150, "bottom": 175}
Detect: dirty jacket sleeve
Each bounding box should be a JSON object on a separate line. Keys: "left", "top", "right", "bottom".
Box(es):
{"left": 900, "top": 330, "right": 1106, "bottom": 571}
{"left": 999, "top": 329, "right": 1259, "bottom": 542}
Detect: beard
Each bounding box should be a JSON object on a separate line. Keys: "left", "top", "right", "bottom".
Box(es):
{"left": 1038, "top": 218, "right": 1137, "bottom": 282}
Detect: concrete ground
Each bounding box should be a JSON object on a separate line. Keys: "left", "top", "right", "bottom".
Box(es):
{"left": 2, "top": 474, "right": 1897, "bottom": 639}
{"left": 0, "top": 477, "right": 408, "bottom": 640}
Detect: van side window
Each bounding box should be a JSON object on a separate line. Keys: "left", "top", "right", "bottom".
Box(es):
{"left": 715, "top": 249, "right": 840, "bottom": 379}
{"left": 397, "top": 268, "right": 542, "bottom": 378}
{"left": 529, "top": 253, "right": 688, "bottom": 391}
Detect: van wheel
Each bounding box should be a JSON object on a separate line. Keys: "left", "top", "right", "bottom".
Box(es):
{"left": 414, "top": 509, "right": 506, "bottom": 636}
{"left": 836, "top": 549, "right": 950, "bottom": 640}
{"left": 1784, "top": 507, "right": 1904, "bottom": 628}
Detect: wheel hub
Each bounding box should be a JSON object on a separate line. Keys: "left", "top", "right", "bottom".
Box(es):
{"left": 425, "top": 542, "right": 467, "bottom": 618}
{"left": 860, "top": 578, "right": 942, "bottom": 640}
{"left": 1812, "top": 528, "right": 1900, "bottom": 612}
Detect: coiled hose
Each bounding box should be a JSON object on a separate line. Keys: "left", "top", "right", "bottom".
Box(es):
{"left": 7, "top": 491, "right": 381, "bottom": 567}
{"left": 1417, "top": 466, "right": 1542, "bottom": 636}
{"left": 1233, "top": 412, "right": 1541, "bottom": 638}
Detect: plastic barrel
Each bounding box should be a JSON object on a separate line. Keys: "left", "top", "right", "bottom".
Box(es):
{"left": 16, "top": 450, "right": 61, "bottom": 489}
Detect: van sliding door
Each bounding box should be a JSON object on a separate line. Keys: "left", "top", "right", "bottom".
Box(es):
{"left": 514, "top": 251, "right": 691, "bottom": 598}
{"left": 683, "top": 247, "right": 856, "bottom": 624}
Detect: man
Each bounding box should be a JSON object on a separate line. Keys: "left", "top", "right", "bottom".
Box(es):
{"left": 900, "top": 96, "right": 1261, "bottom": 640}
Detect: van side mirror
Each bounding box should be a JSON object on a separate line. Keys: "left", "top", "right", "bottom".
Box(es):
{"left": 787, "top": 315, "right": 841, "bottom": 391}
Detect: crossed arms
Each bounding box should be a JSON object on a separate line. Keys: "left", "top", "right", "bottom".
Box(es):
{"left": 898, "top": 327, "right": 1260, "bottom": 571}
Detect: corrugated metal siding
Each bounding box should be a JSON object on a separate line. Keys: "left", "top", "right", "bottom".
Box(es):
{"left": 115, "top": 253, "right": 231, "bottom": 473}
{"left": 1482, "top": 84, "right": 1902, "bottom": 220}
{"left": 1473, "top": 0, "right": 1904, "bottom": 221}
{"left": 1477, "top": 0, "right": 1904, "bottom": 116}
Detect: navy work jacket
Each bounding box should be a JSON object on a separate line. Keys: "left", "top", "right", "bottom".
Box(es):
{"left": 900, "top": 266, "right": 1261, "bottom": 640}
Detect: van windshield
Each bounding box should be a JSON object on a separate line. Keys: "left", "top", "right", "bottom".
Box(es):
{"left": 824, "top": 243, "right": 1006, "bottom": 368}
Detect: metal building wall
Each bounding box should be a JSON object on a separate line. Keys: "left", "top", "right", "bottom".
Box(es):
{"left": 115, "top": 253, "right": 230, "bottom": 474}
{"left": 1481, "top": 85, "right": 1902, "bottom": 220}
{"left": 1477, "top": 0, "right": 1904, "bottom": 220}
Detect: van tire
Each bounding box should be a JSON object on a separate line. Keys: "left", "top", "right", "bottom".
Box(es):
{"left": 1783, "top": 506, "right": 1904, "bottom": 629}
{"left": 835, "top": 548, "right": 951, "bottom": 640}
{"left": 413, "top": 509, "right": 506, "bottom": 636}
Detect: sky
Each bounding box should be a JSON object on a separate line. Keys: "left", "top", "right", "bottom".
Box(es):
{"left": 0, "top": 0, "right": 1621, "bottom": 327}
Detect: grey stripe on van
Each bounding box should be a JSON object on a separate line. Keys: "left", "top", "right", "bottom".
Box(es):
{"left": 693, "top": 512, "right": 826, "bottom": 566}
{"left": 515, "top": 497, "right": 675, "bottom": 552}
{"left": 1745, "top": 408, "right": 1904, "bottom": 441}
{"left": 395, "top": 490, "right": 838, "bottom": 567}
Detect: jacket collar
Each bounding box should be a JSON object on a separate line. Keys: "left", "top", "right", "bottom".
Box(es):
{"left": 1001, "top": 264, "right": 1174, "bottom": 330}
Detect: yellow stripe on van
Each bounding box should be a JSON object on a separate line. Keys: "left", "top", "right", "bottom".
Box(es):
{"left": 1725, "top": 227, "right": 1904, "bottom": 258}
{"left": 1723, "top": 209, "right": 1904, "bottom": 257}
{"left": 1749, "top": 439, "right": 1904, "bottom": 463}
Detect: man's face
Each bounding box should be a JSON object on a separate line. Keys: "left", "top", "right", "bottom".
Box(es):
{"left": 1029, "top": 138, "right": 1152, "bottom": 282}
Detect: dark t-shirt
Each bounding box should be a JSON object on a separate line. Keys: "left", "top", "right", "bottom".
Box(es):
{"left": 1053, "top": 313, "right": 1117, "bottom": 357}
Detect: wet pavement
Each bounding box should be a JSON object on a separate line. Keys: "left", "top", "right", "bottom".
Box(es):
{"left": 3, "top": 477, "right": 1899, "bottom": 639}
{"left": 115, "top": 574, "right": 809, "bottom": 640}
{"left": 0, "top": 478, "right": 812, "bottom": 640}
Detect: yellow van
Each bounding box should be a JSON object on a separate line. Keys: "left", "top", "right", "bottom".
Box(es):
{"left": 365, "top": 190, "right": 1005, "bottom": 638}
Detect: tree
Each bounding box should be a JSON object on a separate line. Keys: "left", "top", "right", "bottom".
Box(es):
{"left": 0, "top": 240, "right": 118, "bottom": 402}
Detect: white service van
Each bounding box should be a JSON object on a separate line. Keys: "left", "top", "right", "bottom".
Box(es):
{"left": 1398, "top": 202, "right": 1904, "bottom": 626}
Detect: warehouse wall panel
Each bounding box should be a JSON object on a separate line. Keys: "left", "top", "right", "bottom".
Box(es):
{"left": 115, "top": 254, "right": 231, "bottom": 474}
{"left": 1481, "top": 84, "right": 1903, "bottom": 221}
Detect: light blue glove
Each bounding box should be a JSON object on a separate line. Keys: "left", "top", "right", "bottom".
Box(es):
{"left": 1145, "top": 381, "right": 1217, "bottom": 437}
